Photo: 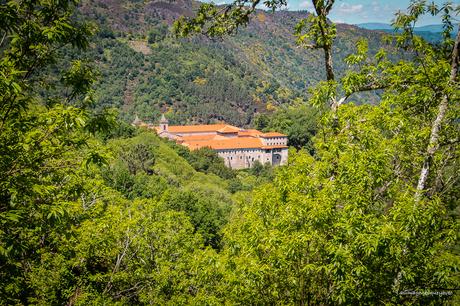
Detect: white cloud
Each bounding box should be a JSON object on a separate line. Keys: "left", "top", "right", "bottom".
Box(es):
{"left": 372, "top": 1, "right": 380, "bottom": 12}
{"left": 287, "top": 1, "right": 314, "bottom": 11}
{"left": 336, "top": 3, "right": 364, "bottom": 14}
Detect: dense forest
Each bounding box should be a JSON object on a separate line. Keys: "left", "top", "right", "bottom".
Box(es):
{"left": 1, "top": 0, "right": 459, "bottom": 305}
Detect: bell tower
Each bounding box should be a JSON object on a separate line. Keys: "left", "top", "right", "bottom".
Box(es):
{"left": 159, "top": 114, "right": 169, "bottom": 132}
{"left": 132, "top": 114, "right": 142, "bottom": 126}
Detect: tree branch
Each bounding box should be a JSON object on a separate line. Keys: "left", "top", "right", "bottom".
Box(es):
{"left": 338, "top": 82, "right": 390, "bottom": 106}
{"left": 415, "top": 25, "right": 460, "bottom": 201}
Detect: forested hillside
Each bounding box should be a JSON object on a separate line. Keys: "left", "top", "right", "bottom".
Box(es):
{"left": 73, "top": 0, "right": 390, "bottom": 126}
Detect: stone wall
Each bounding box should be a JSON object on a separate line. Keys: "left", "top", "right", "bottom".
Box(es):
{"left": 217, "top": 147, "right": 288, "bottom": 169}
{"left": 261, "top": 137, "right": 288, "bottom": 146}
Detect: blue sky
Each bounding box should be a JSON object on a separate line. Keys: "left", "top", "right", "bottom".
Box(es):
{"left": 209, "top": 0, "right": 454, "bottom": 26}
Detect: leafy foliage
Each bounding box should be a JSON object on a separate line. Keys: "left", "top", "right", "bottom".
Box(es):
{"left": 173, "top": 146, "right": 236, "bottom": 180}
{"left": 254, "top": 103, "right": 319, "bottom": 151}
{"left": 0, "top": 0, "right": 101, "bottom": 303}
{"left": 1, "top": 0, "right": 459, "bottom": 305}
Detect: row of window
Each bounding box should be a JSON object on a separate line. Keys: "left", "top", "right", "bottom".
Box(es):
{"left": 220, "top": 149, "right": 263, "bottom": 154}
{"left": 226, "top": 156, "right": 262, "bottom": 160}
{"left": 220, "top": 148, "right": 284, "bottom": 155}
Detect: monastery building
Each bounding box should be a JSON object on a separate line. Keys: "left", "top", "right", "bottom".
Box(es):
{"left": 133, "top": 115, "right": 288, "bottom": 169}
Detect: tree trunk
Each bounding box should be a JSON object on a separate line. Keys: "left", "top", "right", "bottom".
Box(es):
{"left": 324, "top": 44, "right": 334, "bottom": 82}
{"left": 415, "top": 26, "right": 460, "bottom": 201}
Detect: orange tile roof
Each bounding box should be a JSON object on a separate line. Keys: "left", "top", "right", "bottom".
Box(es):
{"left": 238, "top": 129, "right": 263, "bottom": 137}
{"left": 184, "top": 137, "right": 265, "bottom": 150}
{"left": 167, "top": 124, "right": 228, "bottom": 133}
{"left": 213, "top": 135, "right": 231, "bottom": 140}
{"left": 217, "top": 126, "right": 240, "bottom": 133}
{"left": 154, "top": 122, "right": 288, "bottom": 151}
{"left": 261, "top": 132, "right": 287, "bottom": 137}
{"left": 176, "top": 134, "right": 237, "bottom": 142}
{"left": 177, "top": 134, "right": 217, "bottom": 142}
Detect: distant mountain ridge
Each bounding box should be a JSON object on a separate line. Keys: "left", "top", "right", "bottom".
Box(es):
{"left": 357, "top": 23, "right": 458, "bottom": 42}
{"left": 356, "top": 23, "right": 394, "bottom": 31}
{"left": 358, "top": 23, "right": 458, "bottom": 33}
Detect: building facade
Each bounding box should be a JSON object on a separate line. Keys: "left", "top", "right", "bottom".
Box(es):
{"left": 134, "top": 115, "right": 288, "bottom": 169}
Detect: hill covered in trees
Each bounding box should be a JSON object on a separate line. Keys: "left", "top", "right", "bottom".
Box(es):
{"left": 73, "top": 0, "right": 391, "bottom": 126}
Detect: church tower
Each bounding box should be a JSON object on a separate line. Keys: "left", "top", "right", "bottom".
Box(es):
{"left": 159, "top": 114, "right": 169, "bottom": 132}
{"left": 132, "top": 114, "right": 142, "bottom": 126}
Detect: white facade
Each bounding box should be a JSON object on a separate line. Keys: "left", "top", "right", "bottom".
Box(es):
{"left": 218, "top": 147, "right": 288, "bottom": 169}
